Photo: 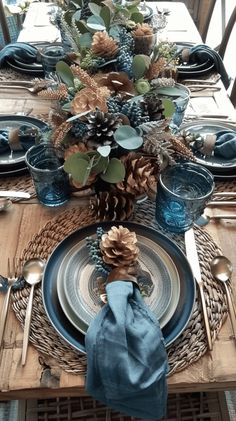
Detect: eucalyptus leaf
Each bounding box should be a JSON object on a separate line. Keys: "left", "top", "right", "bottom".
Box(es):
{"left": 157, "top": 87, "right": 184, "bottom": 97}
{"left": 72, "top": 10, "right": 81, "bottom": 21}
{"left": 64, "top": 154, "right": 90, "bottom": 184}
{"left": 100, "top": 5, "right": 111, "bottom": 30}
{"left": 87, "top": 15, "right": 106, "bottom": 31}
{"left": 79, "top": 32, "right": 92, "bottom": 48}
{"left": 100, "top": 158, "right": 125, "bottom": 183}
{"left": 97, "top": 145, "right": 111, "bottom": 157}
{"left": 62, "top": 102, "right": 72, "bottom": 112}
{"left": 92, "top": 154, "right": 109, "bottom": 173}
{"left": 130, "top": 11, "right": 144, "bottom": 23}
{"left": 56, "top": 61, "right": 75, "bottom": 87}
{"left": 114, "top": 126, "right": 143, "bottom": 150}
{"left": 125, "top": 0, "right": 141, "bottom": 8}
{"left": 75, "top": 20, "right": 89, "bottom": 34}
{"left": 132, "top": 55, "right": 150, "bottom": 80}
{"left": 109, "top": 25, "right": 120, "bottom": 40}
{"left": 162, "top": 98, "right": 175, "bottom": 118}
{"left": 88, "top": 2, "right": 101, "bottom": 16}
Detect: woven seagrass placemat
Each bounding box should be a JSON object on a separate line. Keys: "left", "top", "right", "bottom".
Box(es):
{"left": 11, "top": 199, "right": 228, "bottom": 377}
{"left": 0, "top": 171, "right": 235, "bottom": 201}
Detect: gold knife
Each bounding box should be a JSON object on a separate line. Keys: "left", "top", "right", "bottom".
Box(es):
{"left": 185, "top": 228, "right": 213, "bottom": 351}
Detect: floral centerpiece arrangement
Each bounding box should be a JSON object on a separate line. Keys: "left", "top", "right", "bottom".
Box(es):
{"left": 37, "top": 0, "right": 194, "bottom": 220}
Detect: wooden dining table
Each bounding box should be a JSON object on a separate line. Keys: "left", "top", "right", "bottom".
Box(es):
{"left": 0, "top": 1, "right": 236, "bottom": 402}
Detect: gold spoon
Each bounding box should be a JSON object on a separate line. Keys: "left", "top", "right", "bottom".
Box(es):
{"left": 21, "top": 258, "right": 45, "bottom": 366}
{"left": 211, "top": 256, "right": 236, "bottom": 344}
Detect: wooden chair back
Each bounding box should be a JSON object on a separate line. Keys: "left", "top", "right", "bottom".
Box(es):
{"left": 178, "top": 0, "right": 217, "bottom": 42}
{"left": 0, "top": 0, "right": 11, "bottom": 45}
{"left": 218, "top": 5, "right": 236, "bottom": 59}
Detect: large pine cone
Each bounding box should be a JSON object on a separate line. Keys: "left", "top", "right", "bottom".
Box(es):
{"left": 100, "top": 225, "right": 139, "bottom": 267}
{"left": 90, "top": 191, "right": 134, "bottom": 221}
{"left": 116, "top": 152, "right": 159, "bottom": 197}
{"left": 91, "top": 32, "right": 118, "bottom": 59}
{"left": 83, "top": 109, "right": 122, "bottom": 148}
{"left": 141, "top": 92, "right": 165, "bottom": 121}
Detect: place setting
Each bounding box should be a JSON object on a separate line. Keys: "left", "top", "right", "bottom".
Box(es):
{"left": 179, "top": 120, "right": 236, "bottom": 180}
{"left": 0, "top": 114, "right": 48, "bottom": 177}
{"left": 6, "top": 158, "right": 230, "bottom": 379}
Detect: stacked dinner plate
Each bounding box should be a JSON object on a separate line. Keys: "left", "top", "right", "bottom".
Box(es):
{"left": 42, "top": 222, "right": 196, "bottom": 353}
{"left": 181, "top": 120, "right": 236, "bottom": 180}
{"left": 0, "top": 115, "right": 48, "bottom": 177}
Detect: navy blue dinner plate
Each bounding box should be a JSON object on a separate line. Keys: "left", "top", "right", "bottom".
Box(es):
{"left": 42, "top": 222, "right": 196, "bottom": 353}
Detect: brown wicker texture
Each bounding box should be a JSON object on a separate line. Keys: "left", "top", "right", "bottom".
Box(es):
{"left": 11, "top": 199, "right": 228, "bottom": 377}
{"left": 18, "top": 392, "right": 230, "bottom": 421}
{"left": 0, "top": 170, "right": 235, "bottom": 200}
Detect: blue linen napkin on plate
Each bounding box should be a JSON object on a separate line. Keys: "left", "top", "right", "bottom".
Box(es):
{"left": 214, "top": 130, "right": 236, "bottom": 159}
{"left": 85, "top": 280, "right": 168, "bottom": 421}
{"left": 188, "top": 45, "right": 230, "bottom": 89}
{"left": 0, "top": 42, "right": 38, "bottom": 66}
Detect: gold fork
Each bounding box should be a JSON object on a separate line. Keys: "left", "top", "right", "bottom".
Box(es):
{"left": 0, "top": 258, "right": 20, "bottom": 348}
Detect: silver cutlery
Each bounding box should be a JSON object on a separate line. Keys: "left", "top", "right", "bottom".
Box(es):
{"left": 0, "top": 258, "right": 20, "bottom": 348}
{"left": 185, "top": 228, "right": 213, "bottom": 351}
{"left": 0, "top": 81, "right": 35, "bottom": 86}
{"left": 0, "top": 85, "right": 40, "bottom": 95}
{"left": 0, "top": 191, "right": 31, "bottom": 199}
{"left": 21, "top": 258, "right": 45, "bottom": 366}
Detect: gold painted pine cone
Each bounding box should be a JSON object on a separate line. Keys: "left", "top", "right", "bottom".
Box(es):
{"left": 100, "top": 225, "right": 139, "bottom": 267}
{"left": 90, "top": 191, "right": 134, "bottom": 221}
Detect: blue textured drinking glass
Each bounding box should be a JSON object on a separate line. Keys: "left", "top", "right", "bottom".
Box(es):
{"left": 155, "top": 162, "right": 214, "bottom": 233}
{"left": 25, "top": 143, "right": 70, "bottom": 207}
{"left": 40, "top": 44, "right": 66, "bottom": 82}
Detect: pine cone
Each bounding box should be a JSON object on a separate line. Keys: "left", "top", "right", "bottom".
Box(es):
{"left": 145, "top": 57, "right": 167, "bottom": 80}
{"left": 90, "top": 191, "right": 134, "bottom": 221}
{"left": 100, "top": 225, "right": 139, "bottom": 267}
{"left": 91, "top": 32, "right": 118, "bottom": 59}
{"left": 70, "top": 87, "right": 108, "bottom": 114}
{"left": 132, "top": 23, "right": 153, "bottom": 36}
{"left": 83, "top": 110, "right": 122, "bottom": 148}
{"left": 64, "top": 143, "right": 88, "bottom": 159}
{"left": 116, "top": 152, "right": 158, "bottom": 197}
{"left": 141, "top": 92, "right": 165, "bottom": 121}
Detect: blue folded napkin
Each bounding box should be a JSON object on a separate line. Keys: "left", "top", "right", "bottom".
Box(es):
{"left": 188, "top": 45, "right": 230, "bottom": 89}
{"left": 0, "top": 42, "right": 38, "bottom": 66}
{"left": 214, "top": 130, "right": 236, "bottom": 159}
{"left": 85, "top": 280, "right": 168, "bottom": 421}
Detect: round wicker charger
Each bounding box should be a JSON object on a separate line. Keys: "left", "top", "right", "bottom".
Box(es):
{"left": 0, "top": 171, "right": 235, "bottom": 199}
{"left": 11, "top": 199, "right": 228, "bottom": 376}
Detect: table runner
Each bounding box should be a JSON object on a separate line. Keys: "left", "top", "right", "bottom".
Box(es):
{"left": 11, "top": 199, "right": 227, "bottom": 376}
